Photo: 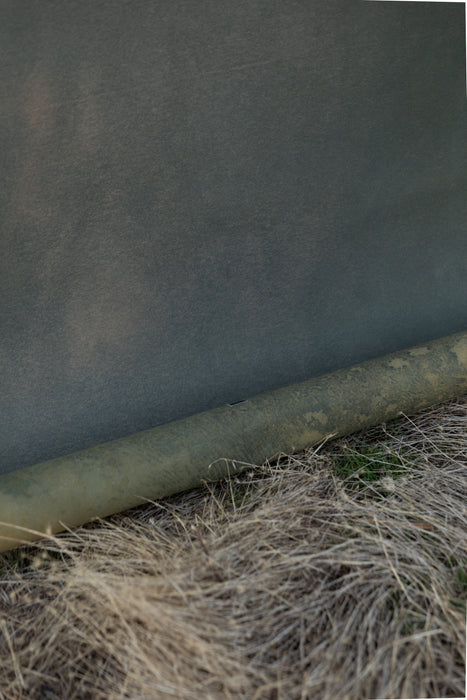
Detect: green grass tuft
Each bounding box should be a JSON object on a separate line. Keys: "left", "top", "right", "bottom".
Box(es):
{"left": 332, "top": 443, "right": 407, "bottom": 487}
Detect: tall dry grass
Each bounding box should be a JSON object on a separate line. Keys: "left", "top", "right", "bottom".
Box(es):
{"left": 0, "top": 397, "right": 465, "bottom": 699}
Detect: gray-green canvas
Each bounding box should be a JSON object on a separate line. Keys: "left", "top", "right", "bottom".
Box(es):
{"left": 1, "top": 0, "right": 466, "bottom": 475}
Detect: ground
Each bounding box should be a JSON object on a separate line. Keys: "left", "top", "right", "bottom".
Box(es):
{"left": 0, "top": 397, "right": 465, "bottom": 699}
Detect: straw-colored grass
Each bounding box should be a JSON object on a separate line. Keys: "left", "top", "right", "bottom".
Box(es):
{"left": 0, "top": 397, "right": 465, "bottom": 699}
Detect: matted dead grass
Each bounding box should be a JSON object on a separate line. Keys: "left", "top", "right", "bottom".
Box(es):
{"left": 0, "top": 397, "right": 465, "bottom": 699}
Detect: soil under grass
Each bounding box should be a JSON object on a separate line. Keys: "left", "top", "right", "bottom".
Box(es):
{"left": 0, "top": 397, "right": 465, "bottom": 699}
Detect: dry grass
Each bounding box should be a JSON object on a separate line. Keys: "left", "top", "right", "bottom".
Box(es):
{"left": 0, "top": 397, "right": 465, "bottom": 699}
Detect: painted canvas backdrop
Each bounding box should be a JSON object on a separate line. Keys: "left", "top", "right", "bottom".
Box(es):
{"left": 1, "top": 0, "right": 466, "bottom": 474}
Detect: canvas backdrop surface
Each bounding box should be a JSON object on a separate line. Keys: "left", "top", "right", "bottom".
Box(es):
{"left": 1, "top": 0, "right": 466, "bottom": 473}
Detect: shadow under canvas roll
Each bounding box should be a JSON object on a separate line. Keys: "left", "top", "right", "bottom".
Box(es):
{"left": 0, "top": 1, "right": 466, "bottom": 549}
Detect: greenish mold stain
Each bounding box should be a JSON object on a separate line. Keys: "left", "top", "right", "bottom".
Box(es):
{"left": 452, "top": 336, "right": 467, "bottom": 363}
{"left": 409, "top": 346, "right": 430, "bottom": 357}
{"left": 304, "top": 410, "right": 328, "bottom": 425}
{"left": 388, "top": 359, "right": 410, "bottom": 370}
